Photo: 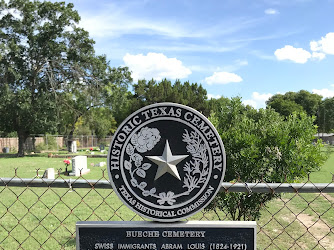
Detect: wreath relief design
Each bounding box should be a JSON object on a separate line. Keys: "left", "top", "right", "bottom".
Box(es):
{"left": 124, "top": 127, "right": 209, "bottom": 206}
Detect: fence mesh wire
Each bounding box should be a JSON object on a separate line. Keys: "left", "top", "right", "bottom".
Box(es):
{"left": 1, "top": 170, "right": 334, "bottom": 249}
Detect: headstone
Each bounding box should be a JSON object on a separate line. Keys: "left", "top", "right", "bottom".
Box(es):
{"left": 42, "top": 168, "right": 55, "bottom": 179}
{"left": 69, "top": 156, "right": 90, "bottom": 176}
{"left": 94, "top": 162, "right": 106, "bottom": 167}
{"left": 69, "top": 140, "right": 77, "bottom": 153}
{"left": 99, "top": 144, "right": 105, "bottom": 151}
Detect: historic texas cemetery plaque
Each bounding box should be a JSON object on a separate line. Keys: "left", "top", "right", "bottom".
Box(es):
{"left": 108, "top": 103, "right": 226, "bottom": 221}
{"left": 76, "top": 103, "right": 256, "bottom": 249}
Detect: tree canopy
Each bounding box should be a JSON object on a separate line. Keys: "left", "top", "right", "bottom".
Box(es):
{"left": 0, "top": 0, "right": 131, "bottom": 156}
{"left": 130, "top": 79, "right": 209, "bottom": 116}
{"left": 317, "top": 97, "right": 334, "bottom": 133}
{"left": 266, "top": 90, "right": 322, "bottom": 117}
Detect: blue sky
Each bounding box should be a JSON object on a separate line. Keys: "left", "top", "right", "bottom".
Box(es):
{"left": 69, "top": 0, "right": 333, "bottom": 108}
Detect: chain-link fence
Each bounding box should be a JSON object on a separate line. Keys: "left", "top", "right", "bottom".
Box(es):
{"left": 1, "top": 170, "right": 334, "bottom": 249}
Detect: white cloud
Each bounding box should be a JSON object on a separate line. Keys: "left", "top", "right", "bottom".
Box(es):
{"left": 275, "top": 33, "right": 334, "bottom": 64}
{"left": 142, "top": 43, "right": 242, "bottom": 53}
{"left": 310, "top": 32, "right": 334, "bottom": 55}
{"left": 274, "top": 45, "right": 311, "bottom": 63}
{"left": 312, "top": 52, "right": 326, "bottom": 61}
{"left": 243, "top": 92, "right": 273, "bottom": 109}
{"left": 312, "top": 88, "right": 334, "bottom": 98}
{"left": 207, "top": 94, "right": 221, "bottom": 99}
{"left": 80, "top": 14, "right": 183, "bottom": 39}
{"left": 78, "top": 3, "right": 263, "bottom": 40}
{"left": 310, "top": 41, "right": 320, "bottom": 52}
{"left": 78, "top": 2, "right": 197, "bottom": 39}
{"left": 243, "top": 99, "right": 257, "bottom": 108}
{"left": 204, "top": 72, "right": 243, "bottom": 85}
{"left": 265, "top": 8, "right": 279, "bottom": 15}
{"left": 123, "top": 52, "right": 191, "bottom": 82}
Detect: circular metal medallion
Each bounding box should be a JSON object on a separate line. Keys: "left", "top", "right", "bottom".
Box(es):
{"left": 108, "top": 103, "right": 226, "bottom": 222}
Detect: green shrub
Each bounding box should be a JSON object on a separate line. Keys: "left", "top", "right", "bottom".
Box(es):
{"left": 35, "top": 135, "right": 58, "bottom": 152}
{"left": 207, "top": 97, "right": 328, "bottom": 220}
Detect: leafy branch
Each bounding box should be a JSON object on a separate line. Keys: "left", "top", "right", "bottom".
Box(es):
{"left": 174, "top": 129, "right": 209, "bottom": 197}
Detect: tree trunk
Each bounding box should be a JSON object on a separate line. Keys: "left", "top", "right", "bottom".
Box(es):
{"left": 17, "top": 130, "right": 28, "bottom": 157}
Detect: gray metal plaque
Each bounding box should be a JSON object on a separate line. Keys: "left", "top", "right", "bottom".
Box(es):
{"left": 108, "top": 103, "right": 226, "bottom": 222}
{"left": 76, "top": 221, "right": 256, "bottom": 250}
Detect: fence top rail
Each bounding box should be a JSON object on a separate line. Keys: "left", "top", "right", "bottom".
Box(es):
{"left": 1, "top": 177, "right": 334, "bottom": 193}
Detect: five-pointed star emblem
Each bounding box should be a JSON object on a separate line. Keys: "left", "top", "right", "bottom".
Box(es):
{"left": 146, "top": 140, "right": 188, "bottom": 181}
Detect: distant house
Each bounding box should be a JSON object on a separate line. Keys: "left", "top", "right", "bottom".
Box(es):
{"left": 315, "top": 133, "right": 334, "bottom": 145}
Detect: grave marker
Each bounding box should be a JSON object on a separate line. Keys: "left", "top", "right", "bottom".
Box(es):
{"left": 68, "top": 140, "right": 77, "bottom": 153}
{"left": 69, "top": 156, "right": 90, "bottom": 176}
{"left": 42, "top": 168, "right": 55, "bottom": 179}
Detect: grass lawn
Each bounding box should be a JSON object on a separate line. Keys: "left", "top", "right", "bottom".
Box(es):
{"left": 0, "top": 154, "right": 108, "bottom": 180}
{"left": 309, "top": 146, "right": 334, "bottom": 182}
{"left": 0, "top": 149, "right": 334, "bottom": 249}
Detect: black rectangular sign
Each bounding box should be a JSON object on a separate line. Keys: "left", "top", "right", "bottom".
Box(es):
{"left": 76, "top": 221, "right": 256, "bottom": 250}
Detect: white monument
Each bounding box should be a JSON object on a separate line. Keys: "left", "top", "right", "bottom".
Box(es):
{"left": 42, "top": 168, "right": 55, "bottom": 179}
{"left": 69, "top": 156, "right": 90, "bottom": 176}
{"left": 69, "top": 140, "right": 77, "bottom": 153}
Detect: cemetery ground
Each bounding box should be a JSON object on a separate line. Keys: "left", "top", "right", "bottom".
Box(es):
{"left": 0, "top": 148, "right": 334, "bottom": 249}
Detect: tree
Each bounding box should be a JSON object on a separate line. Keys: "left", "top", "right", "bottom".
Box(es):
{"left": 294, "top": 90, "right": 322, "bottom": 116}
{"left": 57, "top": 65, "right": 132, "bottom": 139}
{"left": 0, "top": 0, "right": 131, "bottom": 155}
{"left": 0, "top": 83, "right": 57, "bottom": 154}
{"left": 0, "top": 0, "right": 83, "bottom": 156}
{"left": 85, "top": 107, "right": 117, "bottom": 139}
{"left": 207, "top": 96, "right": 244, "bottom": 117}
{"left": 317, "top": 97, "right": 334, "bottom": 133}
{"left": 130, "top": 79, "right": 209, "bottom": 115}
{"left": 207, "top": 97, "right": 327, "bottom": 220}
{"left": 266, "top": 94, "right": 304, "bottom": 117}
{"left": 70, "top": 107, "right": 117, "bottom": 143}
{"left": 102, "top": 67, "right": 132, "bottom": 125}
{"left": 266, "top": 90, "right": 322, "bottom": 117}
